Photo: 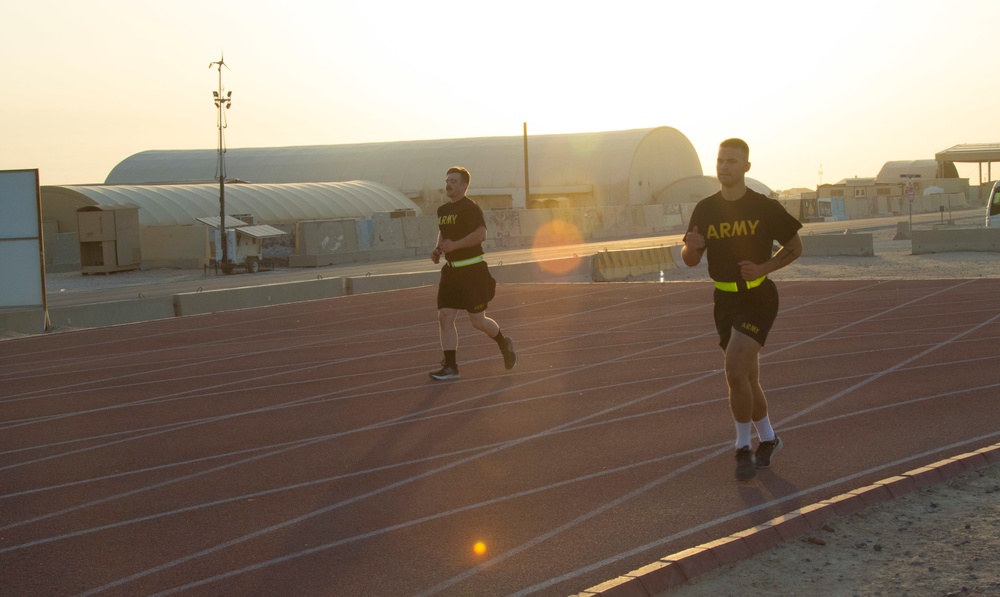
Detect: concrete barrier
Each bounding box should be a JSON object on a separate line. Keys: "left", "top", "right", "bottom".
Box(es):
{"left": 0, "top": 309, "right": 49, "bottom": 335}
{"left": 344, "top": 271, "right": 439, "bottom": 295}
{"left": 894, "top": 222, "right": 910, "bottom": 240}
{"left": 590, "top": 246, "right": 676, "bottom": 282}
{"left": 491, "top": 256, "right": 592, "bottom": 283}
{"left": 801, "top": 233, "right": 874, "bottom": 256}
{"left": 911, "top": 228, "right": 1000, "bottom": 255}
{"left": 372, "top": 216, "right": 406, "bottom": 251}
{"left": 289, "top": 219, "right": 361, "bottom": 267}
{"left": 485, "top": 210, "right": 523, "bottom": 249}
{"left": 0, "top": 249, "right": 681, "bottom": 337}
{"left": 400, "top": 216, "right": 438, "bottom": 251}
{"left": 342, "top": 256, "right": 594, "bottom": 295}
{"left": 3, "top": 258, "right": 595, "bottom": 337}
{"left": 289, "top": 248, "right": 419, "bottom": 267}
{"left": 48, "top": 296, "right": 176, "bottom": 330}
{"left": 173, "top": 277, "right": 345, "bottom": 316}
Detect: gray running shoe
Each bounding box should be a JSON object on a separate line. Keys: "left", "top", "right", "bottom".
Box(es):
{"left": 501, "top": 337, "right": 517, "bottom": 370}
{"left": 755, "top": 437, "right": 783, "bottom": 469}
{"left": 429, "top": 366, "right": 460, "bottom": 380}
{"left": 735, "top": 445, "right": 756, "bottom": 481}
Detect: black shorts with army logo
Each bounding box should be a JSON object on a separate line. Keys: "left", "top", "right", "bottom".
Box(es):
{"left": 712, "top": 278, "right": 779, "bottom": 349}
{"left": 437, "top": 260, "right": 496, "bottom": 313}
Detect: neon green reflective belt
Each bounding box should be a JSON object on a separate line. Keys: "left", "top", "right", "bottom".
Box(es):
{"left": 714, "top": 276, "right": 766, "bottom": 292}
{"left": 448, "top": 255, "right": 484, "bottom": 268}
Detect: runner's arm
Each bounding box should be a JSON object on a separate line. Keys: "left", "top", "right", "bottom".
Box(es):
{"left": 681, "top": 225, "right": 706, "bottom": 267}
{"left": 739, "top": 233, "right": 802, "bottom": 279}
{"left": 438, "top": 225, "right": 487, "bottom": 254}
{"left": 431, "top": 231, "right": 444, "bottom": 263}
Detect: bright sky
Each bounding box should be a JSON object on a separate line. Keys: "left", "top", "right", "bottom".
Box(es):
{"left": 4, "top": 0, "right": 999, "bottom": 191}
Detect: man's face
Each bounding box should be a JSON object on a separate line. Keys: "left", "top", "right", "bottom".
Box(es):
{"left": 716, "top": 147, "right": 750, "bottom": 188}
{"left": 445, "top": 172, "right": 468, "bottom": 200}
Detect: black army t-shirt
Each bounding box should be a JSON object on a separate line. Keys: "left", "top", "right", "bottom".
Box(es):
{"left": 437, "top": 196, "right": 486, "bottom": 262}
{"left": 685, "top": 189, "right": 802, "bottom": 282}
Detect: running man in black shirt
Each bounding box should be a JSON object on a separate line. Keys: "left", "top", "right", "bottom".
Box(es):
{"left": 681, "top": 139, "right": 803, "bottom": 480}
{"left": 429, "top": 166, "right": 517, "bottom": 380}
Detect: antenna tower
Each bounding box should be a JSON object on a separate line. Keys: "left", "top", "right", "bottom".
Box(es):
{"left": 209, "top": 53, "right": 233, "bottom": 271}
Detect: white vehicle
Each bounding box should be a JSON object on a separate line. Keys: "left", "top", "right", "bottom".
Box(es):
{"left": 987, "top": 180, "right": 1000, "bottom": 228}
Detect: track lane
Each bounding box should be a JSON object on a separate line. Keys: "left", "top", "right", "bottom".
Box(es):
{"left": 1, "top": 280, "right": 998, "bottom": 596}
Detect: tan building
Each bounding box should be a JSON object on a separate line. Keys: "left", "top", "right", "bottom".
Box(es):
{"left": 814, "top": 159, "right": 969, "bottom": 219}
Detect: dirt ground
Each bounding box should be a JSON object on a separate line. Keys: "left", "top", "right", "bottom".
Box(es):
{"left": 661, "top": 461, "right": 1000, "bottom": 597}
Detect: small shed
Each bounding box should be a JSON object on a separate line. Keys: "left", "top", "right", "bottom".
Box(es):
{"left": 77, "top": 204, "right": 141, "bottom": 274}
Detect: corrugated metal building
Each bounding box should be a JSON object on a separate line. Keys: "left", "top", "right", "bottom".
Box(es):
{"left": 41, "top": 180, "right": 418, "bottom": 233}
{"left": 103, "top": 127, "right": 704, "bottom": 212}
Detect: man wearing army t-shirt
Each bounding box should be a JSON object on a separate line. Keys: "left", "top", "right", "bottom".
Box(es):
{"left": 429, "top": 166, "right": 517, "bottom": 380}
{"left": 682, "top": 139, "right": 803, "bottom": 481}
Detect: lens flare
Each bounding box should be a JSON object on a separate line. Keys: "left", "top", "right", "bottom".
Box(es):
{"left": 532, "top": 219, "right": 583, "bottom": 274}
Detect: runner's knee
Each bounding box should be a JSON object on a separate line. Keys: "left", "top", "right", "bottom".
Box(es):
{"left": 438, "top": 309, "right": 458, "bottom": 326}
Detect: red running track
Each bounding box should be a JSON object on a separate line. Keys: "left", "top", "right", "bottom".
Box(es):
{"left": 1, "top": 279, "right": 999, "bottom": 597}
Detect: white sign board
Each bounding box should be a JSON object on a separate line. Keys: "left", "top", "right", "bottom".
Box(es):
{"left": 0, "top": 170, "right": 46, "bottom": 313}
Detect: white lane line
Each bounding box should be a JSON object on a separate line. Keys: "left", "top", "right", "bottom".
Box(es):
{"left": 413, "top": 280, "right": 993, "bottom": 594}
{"left": 507, "top": 431, "right": 1000, "bottom": 597}
{"left": 61, "top": 283, "right": 888, "bottom": 594}
{"left": 6, "top": 280, "right": 988, "bottom": 595}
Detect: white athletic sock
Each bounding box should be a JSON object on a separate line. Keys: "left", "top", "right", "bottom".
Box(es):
{"left": 735, "top": 421, "right": 753, "bottom": 450}
{"left": 753, "top": 415, "right": 776, "bottom": 443}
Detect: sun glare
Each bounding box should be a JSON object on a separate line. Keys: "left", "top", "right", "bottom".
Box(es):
{"left": 532, "top": 219, "right": 584, "bottom": 274}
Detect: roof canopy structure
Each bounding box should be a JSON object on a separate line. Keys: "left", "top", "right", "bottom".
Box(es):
{"left": 935, "top": 143, "right": 1000, "bottom": 182}
{"left": 935, "top": 143, "right": 1000, "bottom": 163}
{"left": 41, "top": 180, "right": 419, "bottom": 232}
{"left": 104, "top": 127, "right": 704, "bottom": 208}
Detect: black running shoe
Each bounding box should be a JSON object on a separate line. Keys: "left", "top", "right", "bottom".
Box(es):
{"left": 735, "top": 445, "right": 756, "bottom": 481}
{"left": 501, "top": 337, "right": 517, "bottom": 370}
{"left": 755, "top": 436, "right": 783, "bottom": 469}
{"left": 429, "top": 366, "right": 460, "bottom": 380}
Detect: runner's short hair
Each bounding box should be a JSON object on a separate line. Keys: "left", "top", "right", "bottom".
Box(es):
{"left": 447, "top": 166, "right": 471, "bottom": 185}
{"left": 719, "top": 138, "right": 750, "bottom": 158}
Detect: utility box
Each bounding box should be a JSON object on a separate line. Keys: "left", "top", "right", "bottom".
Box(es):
{"left": 77, "top": 204, "right": 142, "bottom": 274}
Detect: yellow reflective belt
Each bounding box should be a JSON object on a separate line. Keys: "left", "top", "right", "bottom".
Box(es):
{"left": 714, "top": 276, "right": 766, "bottom": 292}
{"left": 448, "top": 255, "right": 484, "bottom": 268}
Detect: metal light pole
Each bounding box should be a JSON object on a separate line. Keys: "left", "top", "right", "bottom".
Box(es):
{"left": 522, "top": 122, "right": 530, "bottom": 208}
{"left": 209, "top": 54, "right": 232, "bottom": 270}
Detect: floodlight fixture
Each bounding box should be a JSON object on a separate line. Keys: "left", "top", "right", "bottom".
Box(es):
{"left": 210, "top": 53, "right": 233, "bottom": 269}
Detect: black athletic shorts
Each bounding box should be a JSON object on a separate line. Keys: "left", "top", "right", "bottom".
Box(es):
{"left": 713, "top": 278, "right": 779, "bottom": 350}
{"left": 437, "top": 260, "right": 496, "bottom": 313}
